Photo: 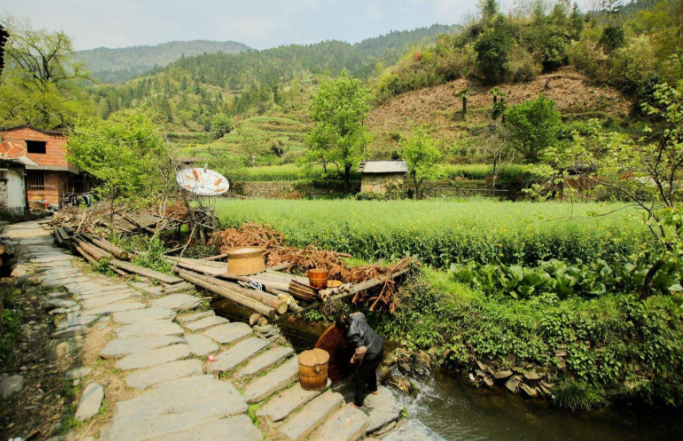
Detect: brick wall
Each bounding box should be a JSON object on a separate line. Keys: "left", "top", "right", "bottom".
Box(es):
{"left": 27, "top": 171, "right": 64, "bottom": 206}
{"left": 1, "top": 127, "right": 70, "bottom": 168}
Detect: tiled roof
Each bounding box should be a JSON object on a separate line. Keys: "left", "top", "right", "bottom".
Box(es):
{"left": 359, "top": 160, "right": 408, "bottom": 174}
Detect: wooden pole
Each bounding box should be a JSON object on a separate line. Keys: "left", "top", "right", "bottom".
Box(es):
{"left": 176, "top": 269, "right": 288, "bottom": 314}
{"left": 203, "top": 253, "right": 228, "bottom": 261}
{"left": 82, "top": 234, "right": 129, "bottom": 260}
{"left": 72, "top": 236, "right": 112, "bottom": 261}
{"left": 74, "top": 244, "right": 98, "bottom": 266}
{"left": 109, "top": 259, "right": 183, "bottom": 284}
{"left": 175, "top": 269, "right": 276, "bottom": 318}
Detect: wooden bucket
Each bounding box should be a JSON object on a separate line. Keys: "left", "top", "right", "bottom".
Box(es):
{"left": 307, "top": 268, "right": 329, "bottom": 290}
{"left": 298, "top": 348, "right": 330, "bottom": 391}
{"left": 226, "top": 247, "right": 266, "bottom": 276}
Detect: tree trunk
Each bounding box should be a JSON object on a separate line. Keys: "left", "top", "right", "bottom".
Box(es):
{"left": 640, "top": 259, "right": 665, "bottom": 299}
{"left": 462, "top": 97, "right": 467, "bottom": 114}
{"left": 344, "top": 165, "right": 351, "bottom": 193}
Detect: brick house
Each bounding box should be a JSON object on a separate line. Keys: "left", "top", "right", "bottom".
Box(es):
{"left": 0, "top": 125, "right": 90, "bottom": 208}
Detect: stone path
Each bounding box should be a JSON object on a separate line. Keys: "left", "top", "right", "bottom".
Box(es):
{"left": 4, "top": 220, "right": 441, "bottom": 441}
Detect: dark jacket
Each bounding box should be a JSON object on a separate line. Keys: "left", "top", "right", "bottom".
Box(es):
{"left": 345, "top": 313, "right": 384, "bottom": 361}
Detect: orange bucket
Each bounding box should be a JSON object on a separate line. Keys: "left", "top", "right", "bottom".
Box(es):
{"left": 307, "top": 268, "right": 329, "bottom": 290}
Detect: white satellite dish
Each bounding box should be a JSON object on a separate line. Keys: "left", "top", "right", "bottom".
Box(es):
{"left": 176, "top": 168, "right": 229, "bottom": 196}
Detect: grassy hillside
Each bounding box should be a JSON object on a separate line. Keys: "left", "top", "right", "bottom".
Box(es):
{"left": 77, "top": 40, "right": 250, "bottom": 83}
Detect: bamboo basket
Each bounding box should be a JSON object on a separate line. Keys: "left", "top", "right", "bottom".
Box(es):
{"left": 298, "top": 348, "right": 330, "bottom": 391}
{"left": 226, "top": 247, "right": 266, "bottom": 276}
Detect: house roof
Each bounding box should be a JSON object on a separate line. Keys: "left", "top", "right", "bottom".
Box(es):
{"left": 26, "top": 164, "right": 79, "bottom": 174}
{"left": 359, "top": 160, "right": 408, "bottom": 174}
{"left": 0, "top": 124, "right": 67, "bottom": 137}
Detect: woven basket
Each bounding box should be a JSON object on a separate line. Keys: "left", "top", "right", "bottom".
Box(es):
{"left": 226, "top": 247, "right": 266, "bottom": 276}
{"left": 314, "top": 325, "right": 357, "bottom": 384}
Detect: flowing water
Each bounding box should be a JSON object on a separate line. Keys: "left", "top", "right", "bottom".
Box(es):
{"left": 214, "top": 300, "right": 683, "bottom": 441}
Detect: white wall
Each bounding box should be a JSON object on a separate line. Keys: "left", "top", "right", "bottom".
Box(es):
{"left": 1, "top": 169, "right": 27, "bottom": 213}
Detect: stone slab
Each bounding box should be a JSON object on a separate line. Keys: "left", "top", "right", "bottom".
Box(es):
{"left": 125, "top": 359, "right": 204, "bottom": 390}
{"left": 116, "top": 344, "right": 190, "bottom": 371}
{"left": 81, "top": 292, "right": 139, "bottom": 309}
{"left": 157, "top": 415, "right": 263, "bottom": 441}
{"left": 100, "top": 335, "right": 185, "bottom": 359}
{"left": 0, "top": 374, "right": 24, "bottom": 397}
{"left": 31, "top": 255, "right": 75, "bottom": 263}
{"left": 75, "top": 383, "right": 104, "bottom": 421}
{"left": 112, "top": 307, "right": 176, "bottom": 325}
{"left": 238, "top": 346, "right": 294, "bottom": 379}
{"left": 76, "top": 284, "right": 130, "bottom": 296}
{"left": 49, "top": 305, "right": 82, "bottom": 315}
{"left": 184, "top": 334, "right": 218, "bottom": 356}
{"left": 184, "top": 315, "right": 229, "bottom": 331}
{"left": 151, "top": 294, "right": 202, "bottom": 311}
{"left": 115, "top": 321, "right": 184, "bottom": 339}
{"left": 178, "top": 310, "right": 215, "bottom": 323}
{"left": 309, "top": 404, "right": 369, "bottom": 441}
{"left": 380, "top": 420, "right": 446, "bottom": 441}
{"left": 207, "top": 337, "right": 269, "bottom": 373}
{"left": 278, "top": 391, "right": 345, "bottom": 441}
{"left": 53, "top": 325, "right": 92, "bottom": 339}
{"left": 66, "top": 367, "right": 92, "bottom": 379}
{"left": 245, "top": 356, "right": 299, "bottom": 403}
{"left": 84, "top": 302, "right": 146, "bottom": 316}
{"left": 257, "top": 381, "right": 329, "bottom": 422}
{"left": 57, "top": 315, "right": 99, "bottom": 329}
{"left": 204, "top": 322, "right": 252, "bottom": 344}
{"left": 364, "top": 387, "right": 402, "bottom": 433}
{"left": 108, "top": 375, "right": 246, "bottom": 441}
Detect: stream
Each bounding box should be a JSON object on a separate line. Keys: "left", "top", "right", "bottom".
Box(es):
{"left": 213, "top": 299, "right": 683, "bottom": 441}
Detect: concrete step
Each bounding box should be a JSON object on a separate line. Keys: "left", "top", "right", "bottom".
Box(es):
{"left": 277, "top": 391, "right": 345, "bottom": 441}
{"left": 237, "top": 345, "right": 294, "bottom": 379}
{"left": 363, "top": 386, "right": 402, "bottom": 434}
{"left": 244, "top": 356, "right": 299, "bottom": 404}
{"left": 309, "top": 404, "right": 370, "bottom": 441}
{"left": 206, "top": 337, "right": 269, "bottom": 373}
{"left": 257, "top": 381, "right": 330, "bottom": 422}
{"left": 379, "top": 419, "right": 447, "bottom": 441}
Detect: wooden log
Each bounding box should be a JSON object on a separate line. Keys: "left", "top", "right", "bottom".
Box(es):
{"left": 176, "top": 269, "right": 287, "bottom": 314}
{"left": 109, "top": 265, "right": 130, "bottom": 277}
{"left": 82, "top": 234, "right": 129, "bottom": 260}
{"left": 164, "top": 256, "right": 225, "bottom": 276}
{"left": 74, "top": 244, "right": 98, "bottom": 266}
{"left": 109, "top": 259, "right": 183, "bottom": 285}
{"left": 223, "top": 274, "right": 292, "bottom": 292}
{"left": 267, "top": 263, "right": 292, "bottom": 272}
{"left": 175, "top": 269, "right": 276, "bottom": 318}
{"left": 204, "top": 253, "right": 228, "bottom": 261}
{"left": 72, "top": 236, "right": 112, "bottom": 261}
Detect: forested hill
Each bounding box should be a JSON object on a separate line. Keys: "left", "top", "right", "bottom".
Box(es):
{"left": 160, "top": 24, "right": 461, "bottom": 90}
{"left": 76, "top": 40, "right": 251, "bottom": 83}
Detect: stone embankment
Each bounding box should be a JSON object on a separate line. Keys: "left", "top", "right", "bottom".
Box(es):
{"left": 0, "top": 220, "right": 444, "bottom": 441}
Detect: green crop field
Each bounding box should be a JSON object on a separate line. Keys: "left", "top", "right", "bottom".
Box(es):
{"left": 215, "top": 199, "right": 652, "bottom": 267}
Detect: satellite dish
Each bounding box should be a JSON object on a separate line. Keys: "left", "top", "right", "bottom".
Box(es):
{"left": 176, "top": 168, "right": 229, "bottom": 196}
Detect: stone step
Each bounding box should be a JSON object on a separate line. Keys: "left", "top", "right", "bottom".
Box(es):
{"left": 184, "top": 334, "right": 218, "bottom": 356}
{"left": 309, "top": 404, "right": 370, "bottom": 441}
{"left": 203, "top": 322, "right": 252, "bottom": 344}
{"left": 158, "top": 415, "right": 262, "bottom": 441}
{"left": 184, "top": 315, "right": 229, "bottom": 331}
{"left": 278, "top": 391, "right": 345, "bottom": 441}
{"left": 115, "top": 321, "right": 184, "bottom": 339}
{"left": 115, "top": 343, "right": 190, "bottom": 371}
{"left": 238, "top": 346, "right": 294, "bottom": 379}
{"left": 105, "top": 375, "right": 247, "bottom": 441}
{"left": 81, "top": 292, "right": 139, "bottom": 309}
{"left": 75, "top": 383, "right": 104, "bottom": 421}
{"left": 83, "top": 301, "right": 146, "bottom": 316}
{"left": 178, "top": 310, "right": 215, "bottom": 323}
{"left": 245, "top": 357, "right": 299, "bottom": 404}
{"left": 100, "top": 335, "right": 186, "bottom": 359}
{"left": 206, "top": 337, "right": 269, "bottom": 373}
{"left": 112, "top": 307, "right": 176, "bottom": 325}
{"left": 379, "top": 419, "right": 446, "bottom": 441}
{"left": 257, "top": 381, "right": 330, "bottom": 422}
{"left": 125, "top": 359, "right": 203, "bottom": 390}
{"left": 151, "top": 294, "right": 202, "bottom": 311}
{"left": 363, "top": 387, "right": 402, "bottom": 434}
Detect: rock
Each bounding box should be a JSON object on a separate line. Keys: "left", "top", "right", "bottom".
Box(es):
{"left": 57, "top": 315, "right": 98, "bottom": 329}
{"left": 106, "top": 375, "right": 247, "bottom": 441}
{"left": 75, "top": 383, "right": 104, "bottom": 421}
{"left": 84, "top": 301, "right": 146, "bottom": 316}
{"left": 184, "top": 315, "right": 229, "bottom": 331}
{"left": 505, "top": 375, "right": 522, "bottom": 393}
{"left": 415, "top": 350, "right": 431, "bottom": 366}
{"left": 388, "top": 374, "right": 411, "bottom": 394}
{"left": 245, "top": 357, "right": 299, "bottom": 403}
{"left": 45, "top": 298, "right": 76, "bottom": 310}
{"left": 377, "top": 366, "right": 391, "bottom": 383}
{"left": 382, "top": 419, "right": 446, "bottom": 441}
{"left": 278, "top": 391, "right": 344, "bottom": 441}
{"left": 100, "top": 335, "right": 185, "bottom": 359}
{"left": 66, "top": 367, "right": 92, "bottom": 379}
{"left": 115, "top": 321, "right": 184, "bottom": 339}
{"left": 53, "top": 325, "right": 91, "bottom": 339}
{"left": 177, "top": 310, "right": 215, "bottom": 323}
{"left": 151, "top": 294, "right": 202, "bottom": 311}
{"left": 203, "top": 322, "right": 252, "bottom": 344}
{"left": 257, "top": 381, "right": 329, "bottom": 422}
{"left": 555, "top": 348, "right": 567, "bottom": 357}
{"left": 112, "top": 308, "right": 176, "bottom": 325}
{"left": 48, "top": 340, "right": 79, "bottom": 361}
{"left": 207, "top": 337, "right": 270, "bottom": 373}
{"left": 116, "top": 344, "right": 190, "bottom": 371}
{"left": 159, "top": 415, "right": 262, "bottom": 441}
{"left": 0, "top": 374, "right": 24, "bottom": 397}
{"left": 49, "top": 305, "right": 82, "bottom": 315}
{"left": 238, "top": 346, "right": 294, "bottom": 378}
{"left": 253, "top": 324, "right": 274, "bottom": 334}
{"left": 363, "top": 386, "right": 402, "bottom": 433}
{"left": 309, "top": 404, "right": 369, "bottom": 441}
{"left": 184, "top": 334, "right": 218, "bottom": 356}
{"left": 520, "top": 383, "right": 539, "bottom": 398}
{"left": 523, "top": 369, "right": 542, "bottom": 381}
{"left": 125, "top": 359, "right": 204, "bottom": 390}
{"left": 493, "top": 370, "right": 513, "bottom": 380}
{"left": 81, "top": 292, "right": 139, "bottom": 309}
